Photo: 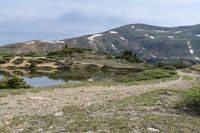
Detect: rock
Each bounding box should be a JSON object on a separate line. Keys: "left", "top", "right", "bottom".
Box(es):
{"left": 54, "top": 111, "right": 64, "bottom": 117}
{"left": 156, "top": 101, "right": 161, "bottom": 105}
{"left": 18, "top": 128, "right": 24, "bottom": 132}
{"left": 58, "top": 128, "right": 68, "bottom": 133}
{"left": 133, "top": 130, "right": 141, "bottom": 133}
{"left": 159, "top": 92, "right": 172, "bottom": 96}
{"left": 49, "top": 126, "right": 53, "bottom": 129}
{"left": 28, "top": 97, "right": 49, "bottom": 100}
{"left": 147, "top": 128, "right": 160, "bottom": 132}
{"left": 87, "top": 78, "right": 94, "bottom": 82}
{"left": 86, "top": 131, "right": 94, "bottom": 133}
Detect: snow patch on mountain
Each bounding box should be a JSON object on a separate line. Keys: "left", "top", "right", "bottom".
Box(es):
{"left": 195, "top": 57, "right": 200, "bottom": 61}
{"left": 154, "top": 30, "right": 169, "bottom": 33}
{"left": 112, "top": 44, "right": 117, "bottom": 50}
{"left": 144, "top": 34, "right": 155, "bottom": 39}
{"left": 56, "top": 41, "right": 65, "bottom": 44}
{"left": 120, "top": 37, "right": 128, "bottom": 41}
{"left": 151, "top": 54, "right": 157, "bottom": 58}
{"left": 136, "top": 29, "right": 145, "bottom": 31}
{"left": 40, "top": 40, "right": 56, "bottom": 44}
{"left": 168, "top": 36, "right": 174, "bottom": 39}
{"left": 175, "top": 31, "right": 181, "bottom": 34}
{"left": 88, "top": 34, "right": 103, "bottom": 43}
{"left": 39, "top": 40, "right": 65, "bottom": 44}
{"left": 189, "top": 49, "right": 194, "bottom": 54}
{"left": 187, "top": 41, "right": 194, "bottom": 54}
{"left": 196, "top": 35, "right": 200, "bottom": 37}
{"left": 110, "top": 31, "right": 118, "bottom": 34}
{"left": 26, "top": 41, "right": 35, "bottom": 44}
{"left": 131, "top": 26, "right": 135, "bottom": 29}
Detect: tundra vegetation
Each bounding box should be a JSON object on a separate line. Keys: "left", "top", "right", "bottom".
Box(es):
{"left": 0, "top": 48, "right": 200, "bottom": 132}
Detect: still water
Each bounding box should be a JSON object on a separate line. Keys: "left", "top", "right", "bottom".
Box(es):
{"left": 0, "top": 68, "right": 129, "bottom": 87}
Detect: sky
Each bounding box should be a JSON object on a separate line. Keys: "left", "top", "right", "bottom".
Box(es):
{"left": 1, "top": 0, "right": 200, "bottom": 45}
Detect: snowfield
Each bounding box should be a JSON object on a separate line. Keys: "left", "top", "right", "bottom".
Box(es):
{"left": 154, "top": 30, "right": 169, "bottom": 33}
{"left": 144, "top": 34, "right": 155, "bottom": 39}
{"left": 26, "top": 41, "right": 35, "bottom": 44}
{"left": 175, "top": 31, "right": 181, "bottom": 34}
{"left": 110, "top": 31, "right": 118, "bottom": 34}
{"left": 196, "top": 35, "right": 200, "bottom": 37}
{"left": 187, "top": 41, "right": 194, "bottom": 54}
{"left": 136, "top": 29, "right": 145, "bottom": 31}
{"left": 55, "top": 41, "right": 65, "bottom": 44}
{"left": 195, "top": 57, "right": 200, "bottom": 61}
{"left": 168, "top": 36, "right": 174, "bottom": 39}
{"left": 151, "top": 54, "right": 157, "bottom": 58}
{"left": 120, "top": 37, "right": 128, "bottom": 41}
{"left": 88, "top": 34, "right": 103, "bottom": 43}
{"left": 112, "top": 44, "right": 117, "bottom": 50}
{"left": 40, "top": 40, "right": 56, "bottom": 44}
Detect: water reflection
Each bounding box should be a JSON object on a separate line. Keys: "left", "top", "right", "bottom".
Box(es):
{"left": 0, "top": 68, "right": 137, "bottom": 87}
{"left": 0, "top": 69, "right": 113, "bottom": 87}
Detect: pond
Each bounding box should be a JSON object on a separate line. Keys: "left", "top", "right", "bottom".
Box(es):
{"left": 0, "top": 68, "right": 133, "bottom": 87}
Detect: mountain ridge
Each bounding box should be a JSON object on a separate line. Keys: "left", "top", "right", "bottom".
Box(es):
{"left": 2, "top": 23, "right": 200, "bottom": 64}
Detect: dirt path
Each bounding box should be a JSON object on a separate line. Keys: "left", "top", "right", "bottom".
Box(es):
{"left": 0, "top": 70, "right": 199, "bottom": 126}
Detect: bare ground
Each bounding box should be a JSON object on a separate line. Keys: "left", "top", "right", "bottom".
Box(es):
{"left": 0, "top": 70, "right": 199, "bottom": 128}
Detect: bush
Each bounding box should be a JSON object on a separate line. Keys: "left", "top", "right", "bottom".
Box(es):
{"left": 0, "top": 76, "right": 31, "bottom": 89}
{"left": 116, "top": 50, "right": 143, "bottom": 63}
{"left": 0, "top": 58, "right": 7, "bottom": 64}
{"left": 183, "top": 86, "right": 200, "bottom": 112}
{"left": 162, "top": 65, "right": 176, "bottom": 70}
{"left": 116, "top": 69, "right": 176, "bottom": 83}
{"left": 12, "top": 58, "right": 24, "bottom": 65}
{"left": 29, "top": 61, "right": 37, "bottom": 70}
{"left": 47, "top": 48, "right": 91, "bottom": 56}
{"left": 155, "top": 62, "right": 189, "bottom": 69}
{"left": 0, "top": 57, "right": 11, "bottom": 64}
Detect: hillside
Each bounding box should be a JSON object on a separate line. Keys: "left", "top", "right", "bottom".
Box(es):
{"left": 2, "top": 23, "right": 200, "bottom": 64}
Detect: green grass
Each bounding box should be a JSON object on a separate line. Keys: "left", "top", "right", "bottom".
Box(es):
{"left": 181, "top": 86, "right": 200, "bottom": 112}
{"left": 191, "top": 64, "right": 200, "bottom": 72}
{"left": 182, "top": 75, "right": 193, "bottom": 81}
{"left": 115, "top": 69, "right": 178, "bottom": 84}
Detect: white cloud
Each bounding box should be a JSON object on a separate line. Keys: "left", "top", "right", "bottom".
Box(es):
{"left": 1, "top": 0, "right": 200, "bottom": 44}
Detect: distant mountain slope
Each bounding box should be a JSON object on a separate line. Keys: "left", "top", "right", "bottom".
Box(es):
{"left": 1, "top": 23, "right": 200, "bottom": 64}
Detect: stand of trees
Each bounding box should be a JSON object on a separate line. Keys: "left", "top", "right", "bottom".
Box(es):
{"left": 116, "top": 50, "right": 143, "bottom": 63}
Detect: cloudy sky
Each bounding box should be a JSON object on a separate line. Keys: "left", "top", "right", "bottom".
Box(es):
{"left": 1, "top": 0, "right": 200, "bottom": 45}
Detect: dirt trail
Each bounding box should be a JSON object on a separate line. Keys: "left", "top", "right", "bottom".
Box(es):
{"left": 0, "top": 70, "right": 199, "bottom": 125}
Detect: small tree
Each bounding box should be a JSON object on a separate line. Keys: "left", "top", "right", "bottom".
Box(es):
{"left": 29, "top": 61, "right": 36, "bottom": 70}
{"left": 0, "top": 76, "right": 31, "bottom": 89}
{"left": 118, "top": 50, "right": 142, "bottom": 63}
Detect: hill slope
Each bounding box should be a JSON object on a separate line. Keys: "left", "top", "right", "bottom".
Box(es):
{"left": 2, "top": 23, "right": 200, "bottom": 64}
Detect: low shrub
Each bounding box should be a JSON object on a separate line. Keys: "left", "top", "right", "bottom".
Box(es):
{"left": 116, "top": 50, "right": 143, "bottom": 63}
{"left": 47, "top": 48, "right": 91, "bottom": 56}
{"left": 162, "top": 65, "right": 176, "bottom": 70}
{"left": 0, "top": 76, "right": 31, "bottom": 89}
{"left": 182, "top": 86, "right": 200, "bottom": 112}
{"left": 12, "top": 58, "right": 24, "bottom": 65}
{"left": 0, "top": 58, "right": 7, "bottom": 64}
{"left": 116, "top": 69, "right": 176, "bottom": 83}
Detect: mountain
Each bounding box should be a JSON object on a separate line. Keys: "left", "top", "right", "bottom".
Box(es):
{"left": 1, "top": 23, "right": 200, "bottom": 64}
